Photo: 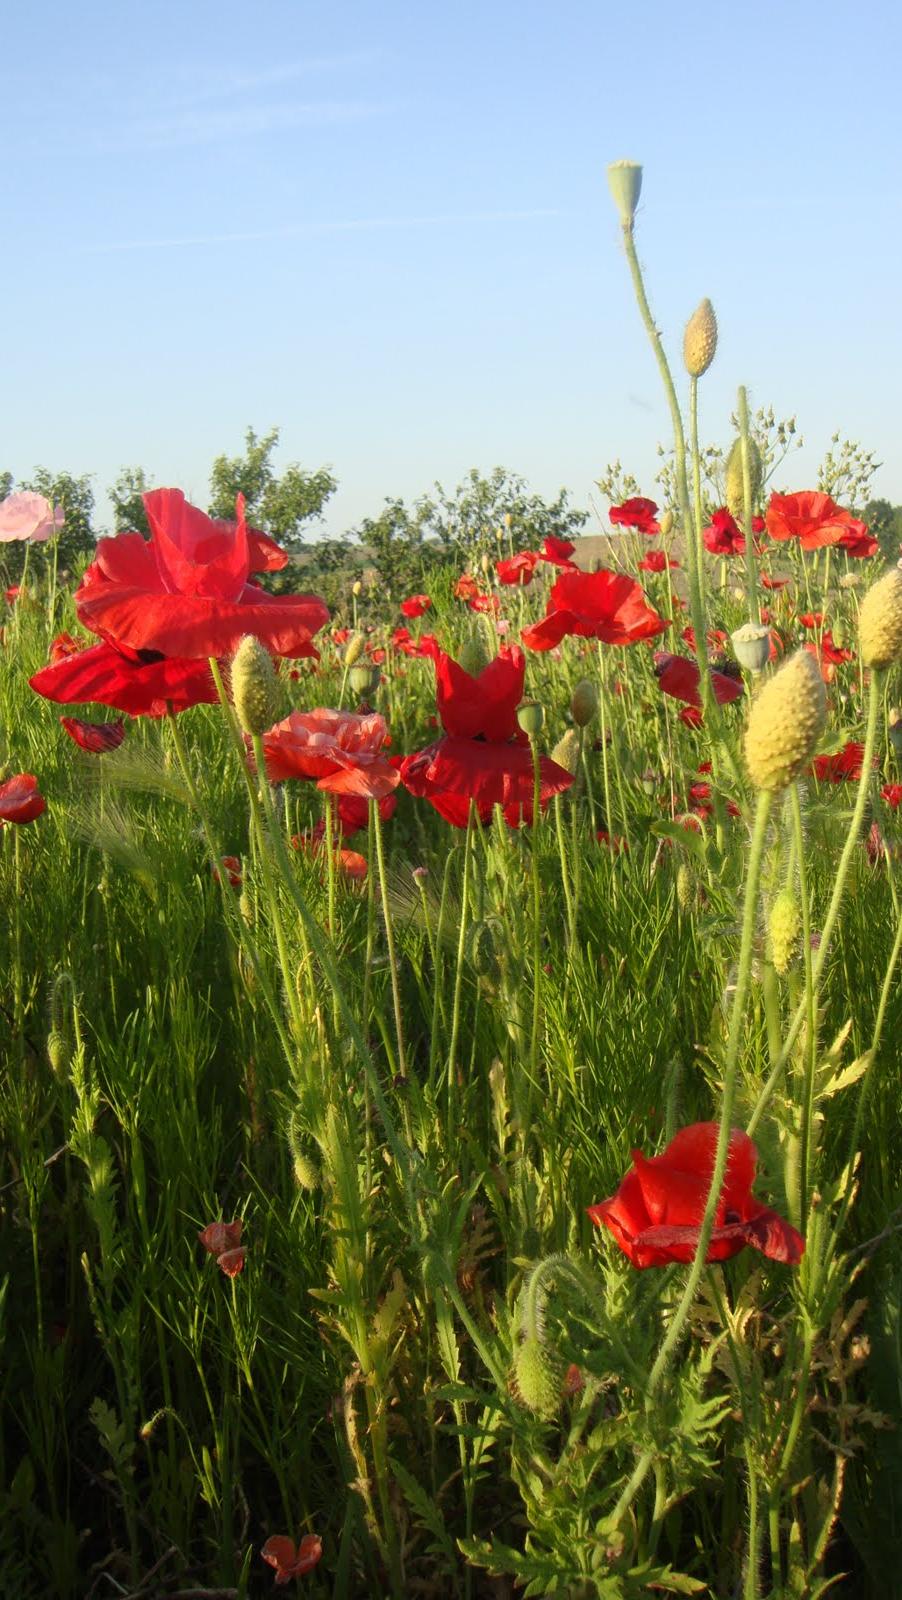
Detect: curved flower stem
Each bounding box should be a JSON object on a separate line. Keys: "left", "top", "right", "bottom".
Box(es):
{"left": 446, "top": 806, "right": 475, "bottom": 1121}
{"left": 747, "top": 669, "right": 882, "bottom": 1136}
{"left": 619, "top": 223, "right": 715, "bottom": 729}
{"left": 790, "top": 783, "right": 817, "bottom": 1221}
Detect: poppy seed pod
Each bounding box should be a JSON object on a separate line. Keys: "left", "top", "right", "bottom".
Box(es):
{"left": 683, "top": 298, "right": 718, "bottom": 378}
{"left": 343, "top": 631, "right": 365, "bottom": 666}
{"left": 232, "top": 635, "right": 278, "bottom": 736}
{"left": 349, "top": 662, "right": 380, "bottom": 696}
{"left": 457, "top": 631, "right": 490, "bottom": 677}
{"left": 607, "top": 159, "right": 643, "bottom": 228}
{"left": 769, "top": 890, "right": 800, "bottom": 976}
{"left": 517, "top": 699, "right": 545, "bottom": 737}
{"left": 744, "top": 649, "right": 827, "bottom": 792}
{"left": 731, "top": 622, "right": 771, "bottom": 674}
{"left": 512, "top": 1338, "right": 560, "bottom": 1421}
{"left": 725, "top": 436, "right": 763, "bottom": 521}
{"left": 570, "top": 678, "right": 598, "bottom": 727}
{"left": 858, "top": 568, "right": 902, "bottom": 669}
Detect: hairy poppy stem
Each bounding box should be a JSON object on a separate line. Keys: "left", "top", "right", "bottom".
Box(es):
{"left": 738, "top": 387, "right": 761, "bottom": 621}
{"left": 372, "top": 795, "right": 408, "bottom": 1081}
{"left": 688, "top": 375, "right": 707, "bottom": 616}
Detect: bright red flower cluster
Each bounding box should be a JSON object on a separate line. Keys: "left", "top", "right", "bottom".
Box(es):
{"left": 609, "top": 497, "right": 660, "bottom": 536}
{"left": 765, "top": 491, "right": 870, "bottom": 553}
{"left": 522, "top": 568, "right": 666, "bottom": 653}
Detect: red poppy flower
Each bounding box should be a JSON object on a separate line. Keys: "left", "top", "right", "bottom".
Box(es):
{"left": 609, "top": 497, "right": 660, "bottom": 536}
{"left": 434, "top": 643, "right": 525, "bottom": 740}
{"left": 454, "top": 573, "right": 480, "bottom": 601}
{"left": 638, "top": 549, "right": 680, "bottom": 573}
{"left": 400, "top": 736, "right": 572, "bottom": 827}
{"left": 765, "top": 491, "right": 861, "bottom": 552}
{"left": 261, "top": 1533, "right": 323, "bottom": 1585}
{"left": 49, "top": 630, "right": 91, "bottom": 663}
{"left": 332, "top": 627, "right": 351, "bottom": 645}
{"left": 522, "top": 569, "right": 666, "bottom": 652}
{"left": 798, "top": 612, "right": 824, "bottom": 629}
{"left": 703, "top": 507, "right": 745, "bottom": 556}
{"left": 761, "top": 574, "right": 789, "bottom": 591}
{"left": 802, "top": 631, "right": 855, "bottom": 685}
{"left": 653, "top": 652, "right": 744, "bottom": 711}
{"left": 391, "top": 626, "right": 439, "bottom": 658}
{"left": 292, "top": 832, "right": 369, "bottom": 882}
{"left": 333, "top": 791, "right": 398, "bottom": 837}
{"left": 400, "top": 593, "right": 432, "bottom": 618}
{"left": 5, "top": 585, "right": 20, "bottom": 605}
{"left": 681, "top": 625, "right": 729, "bottom": 652}
{"left": 679, "top": 705, "right": 703, "bottom": 728}
{"left": 213, "top": 854, "right": 242, "bottom": 889}
{"left": 0, "top": 773, "right": 46, "bottom": 824}
{"left": 837, "top": 521, "right": 878, "bottom": 559}
{"left": 538, "top": 534, "right": 576, "bottom": 568}
{"left": 75, "top": 489, "right": 329, "bottom": 660}
{"left": 881, "top": 784, "right": 902, "bottom": 809}
{"left": 469, "top": 593, "right": 500, "bottom": 615}
{"left": 30, "top": 641, "right": 218, "bottom": 718}
{"left": 587, "top": 1123, "right": 804, "bottom": 1269}
{"left": 810, "top": 741, "right": 868, "bottom": 782}
{"left": 596, "top": 829, "right": 628, "bottom": 854}
{"left": 60, "top": 716, "right": 126, "bottom": 753}
{"left": 256, "top": 708, "right": 399, "bottom": 798}
{"left": 496, "top": 550, "right": 540, "bottom": 586}
{"left": 198, "top": 1219, "right": 246, "bottom": 1277}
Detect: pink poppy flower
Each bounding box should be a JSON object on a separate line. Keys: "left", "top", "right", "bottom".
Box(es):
{"left": 0, "top": 491, "right": 65, "bottom": 543}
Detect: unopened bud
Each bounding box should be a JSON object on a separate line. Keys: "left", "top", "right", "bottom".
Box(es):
{"left": 343, "top": 632, "right": 365, "bottom": 666}
{"left": 859, "top": 568, "right": 902, "bottom": 670}
{"left": 232, "top": 635, "right": 278, "bottom": 736}
{"left": 47, "top": 1029, "right": 70, "bottom": 1080}
{"left": 607, "top": 159, "right": 643, "bottom": 229}
{"left": 458, "top": 632, "right": 490, "bottom": 677}
{"left": 889, "top": 707, "right": 902, "bottom": 758}
{"left": 512, "top": 1338, "right": 560, "bottom": 1421}
{"left": 352, "top": 579, "right": 363, "bottom": 596}
{"left": 570, "top": 679, "right": 598, "bottom": 727}
{"left": 744, "top": 649, "right": 827, "bottom": 792}
{"left": 551, "top": 728, "right": 580, "bottom": 774}
{"left": 659, "top": 509, "right": 674, "bottom": 538}
{"left": 725, "top": 436, "right": 763, "bottom": 521}
{"left": 676, "top": 862, "right": 695, "bottom": 913}
{"left": 683, "top": 298, "right": 718, "bottom": 378}
{"left": 769, "top": 890, "right": 800, "bottom": 976}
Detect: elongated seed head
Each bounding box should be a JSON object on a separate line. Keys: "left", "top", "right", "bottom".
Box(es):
{"left": 725, "top": 435, "right": 763, "bottom": 520}
{"left": 744, "top": 649, "right": 826, "bottom": 792}
{"left": 859, "top": 568, "right": 902, "bottom": 670}
{"left": 683, "top": 298, "right": 718, "bottom": 377}
{"left": 769, "top": 890, "right": 800, "bottom": 975}
{"left": 232, "top": 635, "right": 278, "bottom": 736}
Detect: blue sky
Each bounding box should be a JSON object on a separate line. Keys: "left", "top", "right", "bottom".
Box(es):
{"left": 4, "top": 0, "right": 901, "bottom": 537}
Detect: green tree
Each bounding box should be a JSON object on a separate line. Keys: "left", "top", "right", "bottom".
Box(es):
{"left": 208, "top": 427, "right": 337, "bottom": 554}
{"left": 420, "top": 466, "right": 587, "bottom": 562}
{"left": 863, "top": 499, "right": 902, "bottom": 564}
{"left": 108, "top": 466, "right": 152, "bottom": 535}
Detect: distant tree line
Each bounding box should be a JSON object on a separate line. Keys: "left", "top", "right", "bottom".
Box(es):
{"left": 2, "top": 425, "right": 899, "bottom": 611}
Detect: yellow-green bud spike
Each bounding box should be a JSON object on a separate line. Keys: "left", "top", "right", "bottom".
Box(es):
{"left": 551, "top": 728, "right": 580, "bottom": 774}
{"left": 343, "top": 631, "right": 365, "bottom": 666}
{"left": 570, "top": 679, "right": 598, "bottom": 727}
{"left": 292, "top": 1152, "right": 320, "bottom": 1191}
{"left": 607, "top": 159, "right": 643, "bottom": 229}
{"left": 859, "top": 568, "right": 902, "bottom": 670}
{"left": 744, "top": 649, "right": 827, "bottom": 793}
{"left": 47, "top": 1029, "right": 70, "bottom": 1080}
{"left": 457, "top": 631, "right": 490, "bottom": 677}
{"left": 231, "top": 635, "right": 278, "bottom": 736}
{"left": 769, "top": 890, "right": 800, "bottom": 976}
{"left": 725, "top": 435, "right": 762, "bottom": 520}
{"left": 683, "top": 298, "right": 718, "bottom": 378}
{"left": 659, "top": 509, "right": 674, "bottom": 538}
{"left": 676, "top": 861, "right": 695, "bottom": 913}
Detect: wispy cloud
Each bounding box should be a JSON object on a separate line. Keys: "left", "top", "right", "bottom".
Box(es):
{"left": 104, "top": 97, "right": 387, "bottom": 153}
{"left": 80, "top": 209, "right": 564, "bottom": 254}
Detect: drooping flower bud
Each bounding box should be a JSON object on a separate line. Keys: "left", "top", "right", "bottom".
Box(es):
{"left": 517, "top": 700, "right": 545, "bottom": 737}
{"left": 47, "top": 1029, "right": 70, "bottom": 1080}
{"left": 659, "top": 509, "right": 674, "bottom": 538}
{"left": 512, "top": 1338, "right": 560, "bottom": 1421}
{"left": 570, "top": 678, "right": 598, "bottom": 727}
{"left": 769, "top": 890, "right": 800, "bottom": 976}
{"left": 731, "top": 622, "right": 771, "bottom": 674}
{"left": 606, "top": 160, "right": 643, "bottom": 228}
{"left": 858, "top": 568, "right": 902, "bottom": 669}
{"left": 232, "top": 635, "right": 278, "bottom": 736}
{"left": 352, "top": 579, "right": 363, "bottom": 596}
{"left": 683, "top": 298, "right": 718, "bottom": 378}
{"left": 744, "top": 649, "right": 827, "bottom": 792}
{"left": 676, "top": 861, "right": 696, "bottom": 913}
{"left": 725, "top": 436, "right": 763, "bottom": 521}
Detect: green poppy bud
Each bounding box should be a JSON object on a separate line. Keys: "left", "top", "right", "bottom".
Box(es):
{"left": 232, "top": 635, "right": 278, "bottom": 736}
